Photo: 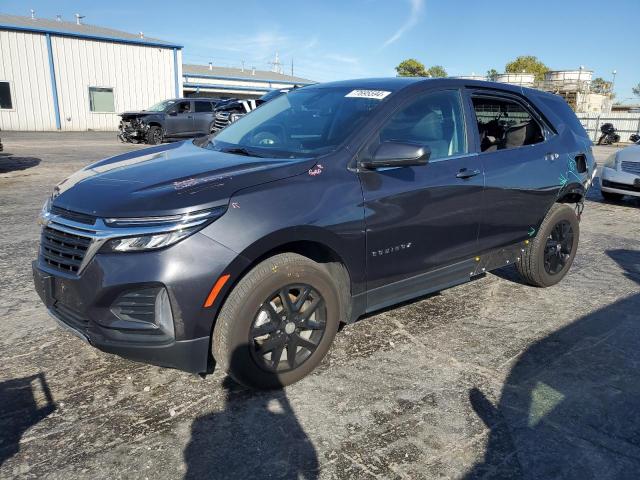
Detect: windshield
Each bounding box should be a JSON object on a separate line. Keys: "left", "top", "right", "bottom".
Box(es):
{"left": 147, "top": 100, "right": 177, "bottom": 112}
{"left": 206, "top": 87, "right": 389, "bottom": 158}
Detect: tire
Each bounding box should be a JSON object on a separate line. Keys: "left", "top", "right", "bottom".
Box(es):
{"left": 146, "top": 126, "right": 163, "bottom": 145}
{"left": 601, "top": 190, "right": 624, "bottom": 202}
{"left": 516, "top": 203, "right": 579, "bottom": 288}
{"left": 212, "top": 253, "right": 344, "bottom": 389}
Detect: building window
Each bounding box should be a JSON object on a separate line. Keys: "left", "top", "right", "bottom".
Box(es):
{"left": 89, "top": 87, "right": 115, "bottom": 113}
{"left": 0, "top": 82, "right": 12, "bottom": 109}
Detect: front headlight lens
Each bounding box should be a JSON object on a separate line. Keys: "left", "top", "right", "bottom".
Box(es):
{"left": 102, "top": 206, "right": 226, "bottom": 253}
{"left": 106, "top": 228, "right": 196, "bottom": 252}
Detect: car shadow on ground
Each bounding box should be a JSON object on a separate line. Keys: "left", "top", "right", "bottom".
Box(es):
{"left": 183, "top": 349, "right": 319, "bottom": 479}
{"left": 0, "top": 373, "right": 56, "bottom": 467}
{"left": 464, "top": 248, "right": 640, "bottom": 478}
{"left": 0, "top": 155, "right": 41, "bottom": 174}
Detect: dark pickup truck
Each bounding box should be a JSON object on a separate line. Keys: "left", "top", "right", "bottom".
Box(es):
{"left": 118, "top": 98, "right": 227, "bottom": 144}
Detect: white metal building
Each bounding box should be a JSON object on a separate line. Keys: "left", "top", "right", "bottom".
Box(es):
{"left": 0, "top": 14, "right": 183, "bottom": 131}
{"left": 182, "top": 64, "right": 313, "bottom": 100}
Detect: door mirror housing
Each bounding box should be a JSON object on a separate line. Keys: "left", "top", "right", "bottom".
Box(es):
{"left": 168, "top": 110, "right": 178, "bottom": 116}
{"left": 360, "top": 142, "right": 431, "bottom": 169}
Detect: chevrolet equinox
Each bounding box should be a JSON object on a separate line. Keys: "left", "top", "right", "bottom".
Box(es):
{"left": 33, "top": 78, "right": 596, "bottom": 389}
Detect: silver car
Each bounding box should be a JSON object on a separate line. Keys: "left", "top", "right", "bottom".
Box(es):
{"left": 600, "top": 142, "right": 640, "bottom": 200}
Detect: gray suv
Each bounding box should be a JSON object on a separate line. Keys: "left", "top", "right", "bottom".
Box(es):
{"left": 118, "top": 98, "right": 224, "bottom": 144}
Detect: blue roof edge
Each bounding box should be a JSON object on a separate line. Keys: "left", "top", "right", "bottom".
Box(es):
{"left": 0, "top": 23, "right": 183, "bottom": 49}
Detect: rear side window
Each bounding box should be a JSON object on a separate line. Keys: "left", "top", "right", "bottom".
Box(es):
{"left": 472, "top": 96, "right": 544, "bottom": 152}
{"left": 195, "top": 101, "right": 213, "bottom": 113}
{"left": 378, "top": 90, "right": 467, "bottom": 160}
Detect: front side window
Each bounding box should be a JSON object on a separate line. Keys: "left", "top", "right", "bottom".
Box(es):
{"left": 0, "top": 81, "right": 13, "bottom": 109}
{"left": 195, "top": 101, "right": 213, "bottom": 113}
{"left": 208, "top": 86, "right": 389, "bottom": 158}
{"left": 378, "top": 90, "right": 467, "bottom": 160}
{"left": 472, "top": 96, "right": 544, "bottom": 152}
{"left": 89, "top": 87, "right": 115, "bottom": 113}
{"left": 147, "top": 100, "right": 177, "bottom": 112}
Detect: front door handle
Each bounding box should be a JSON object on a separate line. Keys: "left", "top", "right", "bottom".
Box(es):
{"left": 456, "top": 168, "right": 481, "bottom": 179}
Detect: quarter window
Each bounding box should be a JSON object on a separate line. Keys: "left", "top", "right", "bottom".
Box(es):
{"left": 472, "top": 96, "right": 544, "bottom": 152}
{"left": 0, "top": 81, "right": 12, "bottom": 109}
{"left": 89, "top": 87, "right": 115, "bottom": 113}
{"left": 378, "top": 90, "right": 467, "bottom": 160}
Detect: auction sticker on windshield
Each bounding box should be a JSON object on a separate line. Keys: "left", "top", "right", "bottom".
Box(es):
{"left": 345, "top": 90, "right": 391, "bottom": 100}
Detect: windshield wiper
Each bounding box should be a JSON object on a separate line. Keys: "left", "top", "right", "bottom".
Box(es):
{"left": 220, "top": 147, "right": 264, "bottom": 158}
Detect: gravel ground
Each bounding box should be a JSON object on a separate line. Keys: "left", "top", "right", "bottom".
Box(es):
{"left": 1, "top": 132, "right": 639, "bottom": 479}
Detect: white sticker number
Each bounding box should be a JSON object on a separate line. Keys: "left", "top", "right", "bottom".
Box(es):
{"left": 345, "top": 89, "right": 391, "bottom": 100}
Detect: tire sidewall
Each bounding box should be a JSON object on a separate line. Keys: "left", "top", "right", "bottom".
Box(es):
{"left": 219, "top": 258, "right": 341, "bottom": 389}
{"left": 534, "top": 206, "right": 580, "bottom": 286}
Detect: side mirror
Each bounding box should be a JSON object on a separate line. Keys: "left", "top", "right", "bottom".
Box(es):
{"left": 168, "top": 110, "right": 177, "bottom": 116}
{"left": 360, "top": 142, "right": 431, "bottom": 169}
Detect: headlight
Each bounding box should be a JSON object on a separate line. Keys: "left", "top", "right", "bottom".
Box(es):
{"left": 101, "top": 206, "right": 226, "bottom": 253}
{"left": 603, "top": 153, "right": 618, "bottom": 169}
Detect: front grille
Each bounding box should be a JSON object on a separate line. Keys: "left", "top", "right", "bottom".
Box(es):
{"left": 40, "top": 226, "right": 92, "bottom": 274}
{"left": 50, "top": 206, "right": 96, "bottom": 225}
{"left": 602, "top": 179, "right": 640, "bottom": 192}
{"left": 212, "top": 112, "right": 230, "bottom": 132}
{"left": 621, "top": 161, "right": 640, "bottom": 176}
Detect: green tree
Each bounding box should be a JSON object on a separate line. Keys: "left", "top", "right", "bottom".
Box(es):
{"left": 426, "top": 65, "right": 447, "bottom": 78}
{"left": 395, "top": 59, "right": 427, "bottom": 77}
{"left": 486, "top": 68, "right": 499, "bottom": 81}
{"left": 505, "top": 55, "right": 549, "bottom": 82}
{"left": 591, "top": 77, "right": 612, "bottom": 94}
{"left": 633, "top": 82, "right": 640, "bottom": 98}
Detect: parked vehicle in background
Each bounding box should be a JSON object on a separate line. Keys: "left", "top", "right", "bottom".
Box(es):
{"left": 33, "top": 78, "right": 596, "bottom": 389}
{"left": 629, "top": 133, "right": 640, "bottom": 144}
{"left": 600, "top": 142, "right": 640, "bottom": 200}
{"left": 118, "top": 98, "right": 227, "bottom": 144}
{"left": 211, "top": 88, "right": 293, "bottom": 133}
{"left": 597, "top": 123, "right": 620, "bottom": 145}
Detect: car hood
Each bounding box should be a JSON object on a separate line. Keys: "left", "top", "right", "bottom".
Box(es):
{"left": 119, "top": 111, "right": 157, "bottom": 118}
{"left": 618, "top": 144, "right": 640, "bottom": 162}
{"left": 51, "top": 141, "right": 317, "bottom": 217}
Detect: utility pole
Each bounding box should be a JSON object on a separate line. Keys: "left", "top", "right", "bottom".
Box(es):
{"left": 291, "top": 58, "right": 294, "bottom": 77}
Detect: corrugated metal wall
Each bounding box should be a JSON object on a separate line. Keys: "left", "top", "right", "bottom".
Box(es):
{"left": 576, "top": 112, "right": 640, "bottom": 143}
{"left": 0, "top": 30, "right": 180, "bottom": 131}
{"left": 0, "top": 30, "right": 57, "bottom": 130}
{"left": 51, "top": 36, "right": 177, "bottom": 131}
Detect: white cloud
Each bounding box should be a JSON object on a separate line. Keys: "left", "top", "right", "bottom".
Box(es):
{"left": 324, "top": 53, "right": 359, "bottom": 65}
{"left": 381, "top": 0, "right": 425, "bottom": 48}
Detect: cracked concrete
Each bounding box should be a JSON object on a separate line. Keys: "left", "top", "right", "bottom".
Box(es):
{"left": 1, "top": 132, "right": 639, "bottom": 479}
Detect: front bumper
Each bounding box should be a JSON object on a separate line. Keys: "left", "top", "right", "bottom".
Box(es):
{"left": 33, "top": 232, "right": 243, "bottom": 373}
{"left": 600, "top": 166, "right": 640, "bottom": 197}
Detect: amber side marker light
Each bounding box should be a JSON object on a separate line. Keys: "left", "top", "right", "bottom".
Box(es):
{"left": 203, "top": 274, "right": 230, "bottom": 308}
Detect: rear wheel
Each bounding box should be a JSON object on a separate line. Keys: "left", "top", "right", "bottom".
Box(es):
{"left": 212, "top": 253, "right": 343, "bottom": 389}
{"left": 146, "top": 126, "right": 163, "bottom": 145}
{"left": 517, "top": 203, "right": 579, "bottom": 287}
{"left": 601, "top": 190, "right": 624, "bottom": 202}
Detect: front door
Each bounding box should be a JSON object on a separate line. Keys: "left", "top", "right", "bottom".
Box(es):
{"left": 358, "top": 89, "right": 485, "bottom": 308}
{"left": 165, "top": 100, "right": 194, "bottom": 136}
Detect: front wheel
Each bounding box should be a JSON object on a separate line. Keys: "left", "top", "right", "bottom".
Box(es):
{"left": 517, "top": 203, "right": 580, "bottom": 287}
{"left": 146, "top": 126, "right": 163, "bottom": 145}
{"left": 212, "top": 253, "right": 344, "bottom": 389}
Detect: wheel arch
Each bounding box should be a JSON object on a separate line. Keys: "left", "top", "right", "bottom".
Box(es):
{"left": 556, "top": 182, "right": 585, "bottom": 204}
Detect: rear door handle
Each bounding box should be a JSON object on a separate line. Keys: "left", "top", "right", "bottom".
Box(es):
{"left": 456, "top": 168, "right": 481, "bottom": 179}
{"left": 545, "top": 152, "right": 559, "bottom": 161}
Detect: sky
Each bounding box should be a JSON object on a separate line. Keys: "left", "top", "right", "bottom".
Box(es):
{"left": 2, "top": 0, "right": 639, "bottom": 103}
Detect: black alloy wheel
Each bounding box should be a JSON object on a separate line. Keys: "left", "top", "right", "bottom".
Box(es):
{"left": 543, "top": 220, "right": 574, "bottom": 275}
{"left": 249, "top": 284, "right": 326, "bottom": 373}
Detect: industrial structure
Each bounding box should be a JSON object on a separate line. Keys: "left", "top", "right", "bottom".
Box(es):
{"left": 0, "top": 13, "right": 313, "bottom": 131}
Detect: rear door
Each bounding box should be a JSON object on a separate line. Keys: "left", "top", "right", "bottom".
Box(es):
{"left": 164, "top": 100, "right": 194, "bottom": 136}
{"left": 193, "top": 100, "right": 215, "bottom": 134}
{"left": 466, "top": 89, "right": 561, "bottom": 251}
{"left": 359, "top": 88, "right": 485, "bottom": 306}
